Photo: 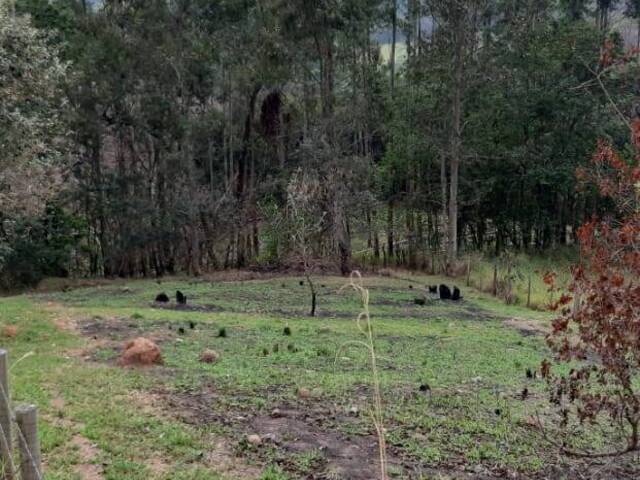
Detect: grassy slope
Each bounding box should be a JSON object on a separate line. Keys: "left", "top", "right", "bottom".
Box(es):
{"left": 0, "top": 273, "right": 614, "bottom": 479}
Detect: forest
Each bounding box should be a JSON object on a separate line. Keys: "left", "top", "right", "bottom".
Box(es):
{"left": 3, "top": 0, "right": 638, "bottom": 287}
{"left": 4, "top": 1, "right": 640, "bottom": 479}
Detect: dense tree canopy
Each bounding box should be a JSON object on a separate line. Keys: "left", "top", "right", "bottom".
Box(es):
{"left": 2, "top": 0, "right": 638, "bottom": 285}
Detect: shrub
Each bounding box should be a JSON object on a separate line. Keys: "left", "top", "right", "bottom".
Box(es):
{"left": 543, "top": 120, "right": 640, "bottom": 455}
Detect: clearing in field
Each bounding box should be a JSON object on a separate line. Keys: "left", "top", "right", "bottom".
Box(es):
{"left": 0, "top": 273, "right": 637, "bottom": 479}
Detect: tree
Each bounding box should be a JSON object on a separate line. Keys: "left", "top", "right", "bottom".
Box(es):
{"left": 625, "top": 0, "right": 640, "bottom": 48}
{"left": 286, "top": 169, "right": 326, "bottom": 316}
{"left": 0, "top": 1, "right": 67, "bottom": 277}
{"left": 428, "top": 0, "right": 488, "bottom": 265}
{"left": 0, "top": 1, "right": 66, "bottom": 214}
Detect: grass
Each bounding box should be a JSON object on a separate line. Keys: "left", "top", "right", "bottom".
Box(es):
{"left": 0, "top": 271, "right": 629, "bottom": 479}
{"left": 463, "top": 249, "right": 577, "bottom": 310}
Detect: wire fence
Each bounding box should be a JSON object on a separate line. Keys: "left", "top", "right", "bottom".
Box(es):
{"left": 0, "top": 349, "right": 42, "bottom": 480}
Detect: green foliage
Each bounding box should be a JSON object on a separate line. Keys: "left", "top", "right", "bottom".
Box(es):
{"left": 0, "top": 2, "right": 65, "bottom": 168}
{"left": 0, "top": 204, "right": 85, "bottom": 288}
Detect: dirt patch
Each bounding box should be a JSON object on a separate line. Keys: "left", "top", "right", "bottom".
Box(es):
{"left": 77, "top": 317, "right": 175, "bottom": 343}
{"left": 129, "top": 387, "right": 262, "bottom": 479}
{"left": 151, "top": 302, "right": 225, "bottom": 313}
{"left": 158, "top": 384, "right": 410, "bottom": 479}
{"left": 250, "top": 412, "right": 404, "bottom": 480}
{"left": 70, "top": 435, "right": 104, "bottom": 480}
{"left": 503, "top": 317, "right": 549, "bottom": 337}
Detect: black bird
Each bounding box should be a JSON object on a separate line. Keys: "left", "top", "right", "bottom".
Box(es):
{"left": 408, "top": 284, "right": 413, "bottom": 289}
{"left": 299, "top": 280, "right": 304, "bottom": 286}
{"left": 494, "top": 408, "right": 502, "bottom": 416}
{"left": 419, "top": 383, "right": 431, "bottom": 393}
{"left": 452, "top": 287, "right": 462, "bottom": 301}
{"left": 189, "top": 321, "right": 196, "bottom": 329}
{"left": 439, "top": 284, "right": 452, "bottom": 300}
{"left": 521, "top": 388, "right": 529, "bottom": 400}
{"left": 526, "top": 368, "right": 533, "bottom": 379}
{"left": 178, "top": 327, "right": 185, "bottom": 335}
{"left": 428, "top": 285, "right": 438, "bottom": 294}
{"left": 414, "top": 297, "right": 426, "bottom": 306}
{"left": 155, "top": 293, "right": 169, "bottom": 303}
{"left": 176, "top": 290, "right": 187, "bottom": 305}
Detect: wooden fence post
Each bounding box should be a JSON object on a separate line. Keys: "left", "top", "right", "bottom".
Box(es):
{"left": 526, "top": 274, "right": 532, "bottom": 309}
{"left": 0, "top": 350, "right": 14, "bottom": 480}
{"left": 492, "top": 263, "right": 498, "bottom": 297}
{"left": 15, "top": 405, "right": 40, "bottom": 480}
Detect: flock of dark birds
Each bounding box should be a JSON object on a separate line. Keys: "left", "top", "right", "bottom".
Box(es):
{"left": 433, "top": 283, "right": 462, "bottom": 301}
{"left": 155, "top": 290, "right": 187, "bottom": 304}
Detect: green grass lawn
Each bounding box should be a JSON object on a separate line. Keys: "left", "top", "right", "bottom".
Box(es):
{"left": 0, "top": 272, "right": 634, "bottom": 479}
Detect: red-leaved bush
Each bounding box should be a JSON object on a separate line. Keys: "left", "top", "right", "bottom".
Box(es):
{"left": 543, "top": 119, "right": 640, "bottom": 455}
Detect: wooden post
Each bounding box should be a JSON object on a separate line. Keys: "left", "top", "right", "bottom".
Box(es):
{"left": 466, "top": 256, "right": 471, "bottom": 287}
{"left": 15, "top": 405, "right": 40, "bottom": 480}
{"left": 492, "top": 263, "right": 498, "bottom": 297}
{"left": 0, "top": 350, "right": 14, "bottom": 480}
{"left": 526, "top": 274, "right": 532, "bottom": 309}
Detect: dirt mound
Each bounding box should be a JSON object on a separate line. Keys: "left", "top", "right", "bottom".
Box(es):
{"left": 200, "top": 350, "right": 220, "bottom": 364}
{"left": 1, "top": 325, "right": 18, "bottom": 338}
{"left": 118, "top": 338, "right": 163, "bottom": 367}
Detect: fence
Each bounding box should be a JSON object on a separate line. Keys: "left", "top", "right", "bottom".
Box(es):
{"left": 0, "top": 349, "right": 42, "bottom": 480}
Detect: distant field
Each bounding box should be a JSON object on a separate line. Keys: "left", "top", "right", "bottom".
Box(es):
{"left": 0, "top": 272, "right": 635, "bottom": 479}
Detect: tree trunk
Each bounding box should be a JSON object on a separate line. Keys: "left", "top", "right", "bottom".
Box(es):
{"left": 389, "top": 0, "right": 397, "bottom": 95}
{"left": 447, "top": 14, "right": 465, "bottom": 266}
{"left": 387, "top": 201, "right": 394, "bottom": 259}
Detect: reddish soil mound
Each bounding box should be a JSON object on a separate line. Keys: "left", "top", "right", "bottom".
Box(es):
{"left": 118, "top": 337, "right": 163, "bottom": 367}
{"left": 1, "top": 325, "right": 18, "bottom": 338}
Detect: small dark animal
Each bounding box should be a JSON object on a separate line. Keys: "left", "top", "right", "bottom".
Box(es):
{"left": 218, "top": 327, "right": 227, "bottom": 338}
{"left": 189, "top": 321, "right": 196, "bottom": 330}
{"left": 525, "top": 368, "right": 533, "bottom": 379}
{"left": 176, "top": 290, "right": 187, "bottom": 305}
{"left": 439, "top": 284, "right": 452, "bottom": 300}
{"left": 414, "top": 298, "right": 426, "bottom": 306}
{"left": 494, "top": 408, "right": 502, "bottom": 416}
{"left": 409, "top": 284, "right": 413, "bottom": 289}
{"left": 178, "top": 327, "right": 185, "bottom": 335}
{"left": 283, "top": 326, "right": 292, "bottom": 336}
{"left": 321, "top": 284, "right": 326, "bottom": 288}
{"left": 419, "top": 384, "right": 431, "bottom": 392}
{"left": 155, "top": 293, "right": 170, "bottom": 303}
{"left": 521, "top": 388, "right": 529, "bottom": 400}
{"left": 428, "top": 285, "right": 438, "bottom": 294}
{"left": 451, "top": 287, "right": 462, "bottom": 301}
{"left": 299, "top": 280, "right": 304, "bottom": 286}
